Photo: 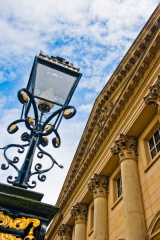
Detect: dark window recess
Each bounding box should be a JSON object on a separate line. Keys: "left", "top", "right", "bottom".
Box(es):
{"left": 116, "top": 177, "right": 122, "bottom": 198}
{"left": 149, "top": 128, "right": 160, "bottom": 159}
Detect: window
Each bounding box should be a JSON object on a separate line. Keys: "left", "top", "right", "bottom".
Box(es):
{"left": 90, "top": 205, "right": 94, "bottom": 230}
{"left": 112, "top": 168, "right": 123, "bottom": 208}
{"left": 87, "top": 202, "right": 94, "bottom": 236}
{"left": 139, "top": 117, "right": 159, "bottom": 172}
{"left": 116, "top": 176, "right": 122, "bottom": 198}
{"left": 148, "top": 128, "right": 160, "bottom": 159}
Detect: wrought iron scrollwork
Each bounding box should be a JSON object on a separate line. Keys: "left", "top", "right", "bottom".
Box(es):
{"left": 0, "top": 88, "right": 76, "bottom": 189}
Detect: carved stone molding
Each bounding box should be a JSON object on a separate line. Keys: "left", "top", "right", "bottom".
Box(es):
{"left": 88, "top": 174, "right": 109, "bottom": 198}
{"left": 144, "top": 75, "right": 160, "bottom": 114}
{"left": 95, "top": 102, "right": 113, "bottom": 133}
{"left": 111, "top": 134, "right": 137, "bottom": 162}
{"left": 71, "top": 203, "right": 88, "bottom": 224}
{"left": 58, "top": 224, "right": 72, "bottom": 240}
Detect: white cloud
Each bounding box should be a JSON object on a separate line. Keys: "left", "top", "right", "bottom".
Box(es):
{"left": 0, "top": 0, "right": 159, "bottom": 204}
{"left": 78, "top": 104, "right": 93, "bottom": 113}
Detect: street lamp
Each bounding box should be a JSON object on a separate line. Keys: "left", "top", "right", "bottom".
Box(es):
{"left": 0, "top": 51, "right": 82, "bottom": 189}
{"left": 0, "top": 52, "right": 81, "bottom": 240}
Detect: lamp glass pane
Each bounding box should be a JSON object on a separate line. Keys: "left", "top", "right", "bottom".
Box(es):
{"left": 34, "top": 63, "right": 77, "bottom": 105}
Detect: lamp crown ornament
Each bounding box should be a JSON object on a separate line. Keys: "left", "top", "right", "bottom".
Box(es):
{"left": 39, "top": 51, "right": 80, "bottom": 72}
{"left": 0, "top": 51, "right": 82, "bottom": 189}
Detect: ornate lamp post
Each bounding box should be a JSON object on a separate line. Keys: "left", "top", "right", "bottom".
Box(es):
{"left": 0, "top": 52, "right": 82, "bottom": 240}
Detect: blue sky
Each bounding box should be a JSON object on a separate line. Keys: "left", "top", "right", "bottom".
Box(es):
{"left": 0, "top": 0, "right": 159, "bottom": 204}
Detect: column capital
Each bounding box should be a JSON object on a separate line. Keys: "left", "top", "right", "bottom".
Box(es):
{"left": 144, "top": 75, "right": 160, "bottom": 114}
{"left": 58, "top": 224, "right": 72, "bottom": 240}
{"left": 88, "top": 174, "right": 109, "bottom": 198}
{"left": 111, "top": 134, "right": 137, "bottom": 161}
{"left": 71, "top": 203, "right": 88, "bottom": 224}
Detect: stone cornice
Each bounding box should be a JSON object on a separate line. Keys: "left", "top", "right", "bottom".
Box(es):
{"left": 94, "top": 101, "right": 113, "bottom": 133}
{"left": 47, "top": 5, "right": 160, "bottom": 234}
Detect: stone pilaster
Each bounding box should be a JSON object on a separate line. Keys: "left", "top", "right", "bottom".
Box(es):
{"left": 111, "top": 134, "right": 147, "bottom": 240}
{"left": 58, "top": 224, "right": 72, "bottom": 240}
{"left": 88, "top": 174, "right": 109, "bottom": 240}
{"left": 144, "top": 75, "right": 160, "bottom": 116}
{"left": 71, "top": 203, "right": 88, "bottom": 240}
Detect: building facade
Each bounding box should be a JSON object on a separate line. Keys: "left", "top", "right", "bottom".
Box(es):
{"left": 46, "top": 5, "right": 160, "bottom": 240}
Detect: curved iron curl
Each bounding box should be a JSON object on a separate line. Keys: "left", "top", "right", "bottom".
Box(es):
{"left": 63, "top": 106, "right": 76, "bottom": 120}
{"left": 37, "top": 144, "right": 63, "bottom": 169}
{"left": 17, "top": 88, "right": 39, "bottom": 131}
{"left": 52, "top": 128, "right": 61, "bottom": 148}
{"left": 7, "top": 175, "right": 17, "bottom": 184}
{"left": 39, "top": 126, "right": 61, "bottom": 148}
{"left": 1, "top": 143, "right": 29, "bottom": 172}
{"left": 7, "top": 119, "right": 26, "bottom": 134}
{"left": 40, "top": 106, "right": 76, "bottom": 148}
{"left": 7, "top": 175, "right": 37, "bottom": 189}
{"left": 28, "top": 144, "right": 63, "bottom": 183}
{"left": 40, "top": 125, "right": 54, "bottom": 137}
{"left": 25, "top": 180, "right": 37, "bottom": 189}
{"left": 41, "top": 105, "right": 76, "bottom": 132}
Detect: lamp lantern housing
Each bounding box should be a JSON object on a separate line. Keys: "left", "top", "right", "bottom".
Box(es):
{"left": 27, "top": 53, "right": 82, "bottom": 112}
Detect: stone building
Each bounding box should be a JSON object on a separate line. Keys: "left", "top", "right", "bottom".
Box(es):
{"left": 46, "top": 4, "right": 160, "bottom": 240}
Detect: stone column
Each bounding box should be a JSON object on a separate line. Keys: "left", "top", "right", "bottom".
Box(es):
{"left": 88, "top": 174, "right": 109, "bottom": 240}
{"left": 144, "top": 75, "right": 160, "bottom": 121}
{"left": 111, "top": 134, "right": 147, "bottom": 240}
{"left": 58, "top": 224, "right": 72, "bottom": 240}
{"left": 71, "top": 203, "right": 88, "bottom": 240}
